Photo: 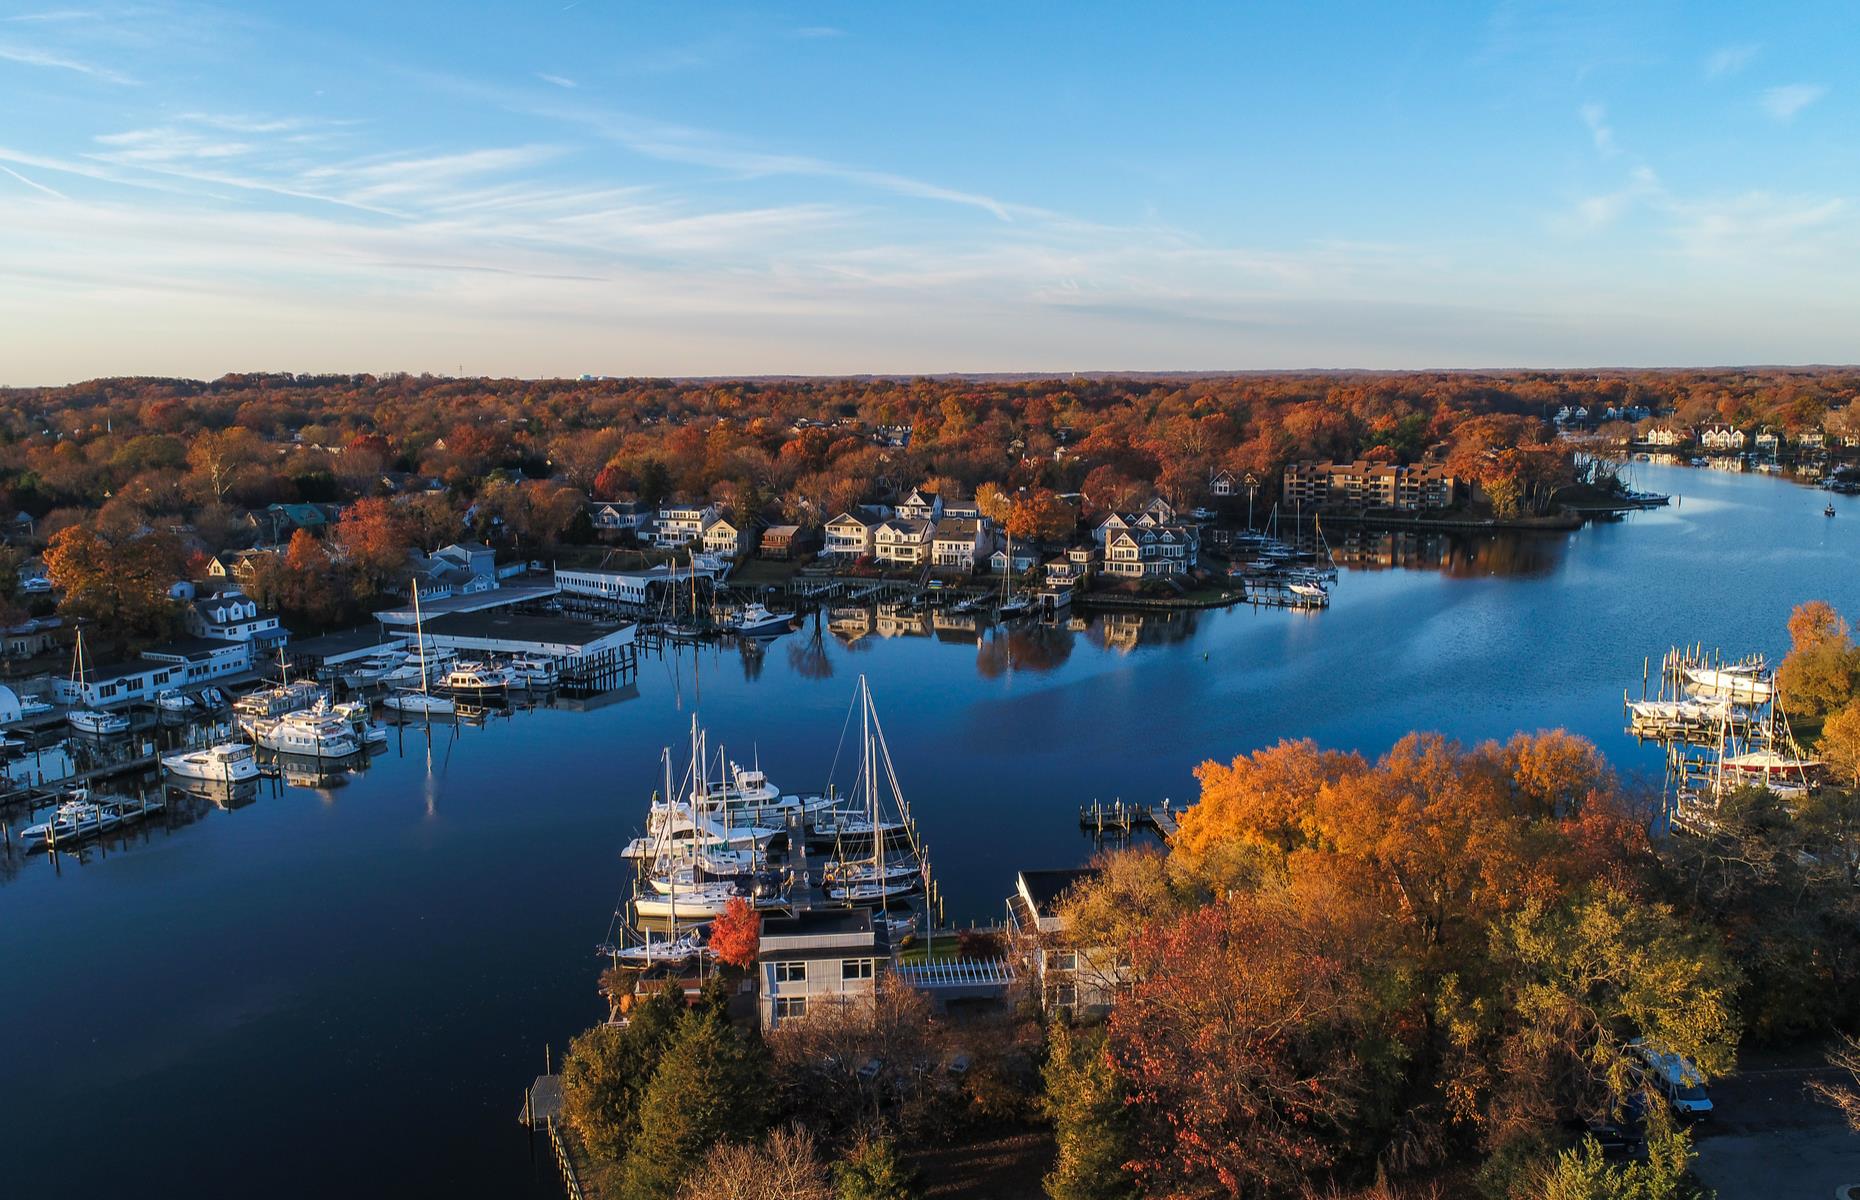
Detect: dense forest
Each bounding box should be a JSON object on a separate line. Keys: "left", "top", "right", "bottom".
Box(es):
{"left": 1, "top": 368, "right": 1855, "bottom": 640}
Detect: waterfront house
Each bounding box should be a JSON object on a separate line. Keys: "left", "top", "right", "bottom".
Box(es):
{"left": 758, "top": 524, "right": 819, "bottom": 560}
{"left": 652, "top": 501, "right": 719, "bottom": 548}
{"left": 1643, "top": 424, "right": 1689, "bottom": 447}
{"left": 1209, "top": 469, "right": 1237, "bottom": 497}
{"left": 930, "top": 518, "right": 989, "bottom": 573}
{"left": 1700, "top": 425, "right": 1747, "bottom": 452}
{"left": 988, "top": 543, "right": 1039, "bottom": 575}
{"left": 587, "top": 499, "right": 654, "bottom": 537}
{"left": 1799, "top": 431, "right": 1827, "bottom": 449}
{"left": 873, "top": 518, "right": 934, "bottom": 567}
{"left": 757, "top": 908, "right": 889, "bottom": 1031}
{"left": 1281, "top": 460, "right": 1458, "bottom": 511}
{"left": 1101, "top": 524, "right": 1191, "bottom": 579}
{"left": 1754, "top": 429, "right": 1782, "bottom": 456}
{"left": 184, "top": 581, "right": 288, "bottom": 650}
{"left": 896, "top": 487, "right": 943, "bottom": 522}
{"left": 1005, "top": 868, "right": 1130, "bottom": 1017}
{"left": 700, "top": 513, "right": 751, "bottom": 559}
{"left": 941, "top": 493, "right": 983, "bottom": 521}
{"left": 825, "top": 511, "right": 879, "bottom": 559}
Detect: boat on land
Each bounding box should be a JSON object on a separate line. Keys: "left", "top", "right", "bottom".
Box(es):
{"left": 162, "top": 742, "right": 261, "bottom": 783}
{"left": 1683, "top": 662, "right": 1774, "bottom": 704}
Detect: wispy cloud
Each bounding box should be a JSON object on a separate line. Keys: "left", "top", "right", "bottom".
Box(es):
{"left": 536, "top": 73, "right": 576, "bottom": 89}
{"left": 1760, "top": 83, "right": 1826, "bottom": 121}
{"left": 1666, "top": 192, "right": 1846, "bottom": 258}
{"left": 1703, "top": 43, "right": 1759, "bottom": 79}
{"left": 0, "top": 39, "right": 135, "bottom": 84}
{"left": 1579, "top": 103, "right": 1617, "bottom": 156}
{"left": 2, "top": 10, "right": 100, "bottom": 22}
{"left": 0, "top": 162, "right": 66, "bottom": 198}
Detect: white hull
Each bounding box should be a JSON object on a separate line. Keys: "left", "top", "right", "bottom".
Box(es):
{"left": 67, "top": 710, "right": 130, "bottom": 735}
{"left": 383, "top": 692, "right": 456, "bottom": 715}
{"left": 162, "top": 744, "right": 260, "bottom": 783}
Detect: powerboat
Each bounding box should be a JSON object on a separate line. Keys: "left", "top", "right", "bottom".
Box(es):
{"left": 68, "top": 708, "right": 131, "bottom": 736}
{"left": 1684, "top": 663, "right": 1774, "bottom": 704}
{"left": 17, "top": 695, "right": 54, "bottom": 719}
{"left": 18, "top": 789, "right": 159, "bottom": 849}
{"left": 441, "top": 661, "right": 512, "bottom": 694}
{"left": 330, "top": 699, "right": 389, "bottom": 747}
{"left": 162, "top": 742, "right": 261, "bottom": 783}
{"left": 728, "top": 603, "right": 793, "bottom": 637}
{"left": 342, "top": 650, "right": 409, "bottom": 689}
{"left": 233, "top": 679, "right": 325, "bottom": 721}
{"left": 504, "top": 656, "right": 560, "bottom": 688}
{"left": 154, "top": 690, "right": 194, "bottom": 716}
{"left": 249, "top": 706, "right": 362, "bottom": 758}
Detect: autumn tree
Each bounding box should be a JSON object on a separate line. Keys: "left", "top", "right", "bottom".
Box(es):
{"left": 1777, "top": 600, "right": 1860, "bottom": 719}
{"left": 709, "top": 896, "right": 761, "bottom": 968}
{"left": 185, "top": 426, "right": 265, "bottom": 504}
{"left": 1006, "top": 488, "right": 1076, "bottom": 544}
{"left": 43, "top": 524, "right": 186, "bottom": 643}
{"left": 675, "top": 1125, "right": 830, "bottom": 1200}
{"left": 333, "top": 496, "right": 410, "bottom": 595}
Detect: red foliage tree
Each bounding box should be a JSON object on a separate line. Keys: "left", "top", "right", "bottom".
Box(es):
{"left": 709, "top": 897, "right": 761, "bottom": 969}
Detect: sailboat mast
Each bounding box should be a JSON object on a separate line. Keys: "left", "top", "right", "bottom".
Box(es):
{"left": 414, "top": 588, "right": 431, "bottom": 696}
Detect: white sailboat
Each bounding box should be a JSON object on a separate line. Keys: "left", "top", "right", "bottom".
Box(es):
{"left": 823, "top": 676, "right": 928, "bottom": 906}
{"left": 65, "top": 628, "right": 131, "bottom": 736}
{"left": 385, "top": 589, "right": 456, "bottom": 716}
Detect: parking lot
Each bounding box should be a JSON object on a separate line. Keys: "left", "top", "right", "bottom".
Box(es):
{"left": 1694, "top": 1054, "right": 1860, "bottom": 1199}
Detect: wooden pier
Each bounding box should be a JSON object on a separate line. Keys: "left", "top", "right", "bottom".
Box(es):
{"left": 1079, "top": 798, "right": 1178, "bottom": 839}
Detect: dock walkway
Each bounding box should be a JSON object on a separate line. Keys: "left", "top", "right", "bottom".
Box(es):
{"left": 1078, "top": 798, "right": 1178, "bottom": 838}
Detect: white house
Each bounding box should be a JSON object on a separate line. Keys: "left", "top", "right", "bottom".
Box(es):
{"left": 929, "top": 518, "right": 989, "bottom": 573}
{"left": 653, "top": 501, "right": 719, "bottom": 547}
{"left": 825, "top": 511, "right": 879, "bottom": 559}
{"left": 1102, "top": 525, "right": 1191, "bottom": 579}
{"left": 1700, "top": 425, "right": 1747, "bottom": 451}
{"left": 757, "top": 908, "right": 888, "bottom": 1031}
{"left": 873, "top": 518, "right": 934, "bottom": 567}
{"left": 700, "top": 513, "right": 751, "bottom": 558}
{"left": 989, "top": 544, "right": 1039, "bottom": 575}
{"left": 1209, "top": 469, "right": 1237, "bottom": 497}
{"left": 185, "top": 582, "right": 287, "bottom": 649}
{"left": 588, "top": 500, "right": 654, "bottom": 536}
{"left": 1644, "top": 425, "right": 1688, "bottom": 447}
{"left": 895, "top": 487, "right": 943, "bottom": 522}
{"left": 1754, "top": 429, "right": 1782, "bottom": 455}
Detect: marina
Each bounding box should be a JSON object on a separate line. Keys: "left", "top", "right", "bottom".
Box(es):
{"left": 0, "top": 460, "right": 1854, "bottom": 1198}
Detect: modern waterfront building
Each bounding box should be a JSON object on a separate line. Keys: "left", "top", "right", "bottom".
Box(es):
{"left": 756, "top": 908, "right": 889, "bottom": 1031}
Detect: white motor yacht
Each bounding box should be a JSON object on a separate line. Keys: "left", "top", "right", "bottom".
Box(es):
{"left": 250, "top": 706, "right": 362, "bottom": 758}
{"left": 233, "top": 679, "right": 326, "bottom": 721}
{"left": 20, "top": 790, "right": 127, "bottom": 849}
{"left": 68, "top": 708, "right": 131, "bottom": 736}
{"left": 162, "top": 742, "right": 261, "bottom": 783}
{"left": 154, "top": 689, "right": 194, "bottom": 715}
{"left": 504, "top": 656, "right": 560, "bottom": 688}
{"left": 441, "top": 661, "right": 513, "bottom": 693}
{"left": 728, "top": 603, "right": 794, "bottom": 637}
{"left": 17, "top": 695, "right": 54, "bottom": 718}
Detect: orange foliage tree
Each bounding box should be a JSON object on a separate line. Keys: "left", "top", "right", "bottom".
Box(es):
{"left": 709, "top": 897, "right": 761, "bottom": 969}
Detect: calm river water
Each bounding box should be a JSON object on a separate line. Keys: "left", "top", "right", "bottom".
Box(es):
{"left": 1, "top": 462, "right": 1855, "bottom": 1197}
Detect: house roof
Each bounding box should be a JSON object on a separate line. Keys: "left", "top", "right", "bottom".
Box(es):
{"left": 1018, "top": 868, "right": 1100, "bottom": 918}
{"left": 932, "top": 518, "right": 982, "bottom": 541}
{"left": 828, "top": 510, "right": 878, "bottom": 528}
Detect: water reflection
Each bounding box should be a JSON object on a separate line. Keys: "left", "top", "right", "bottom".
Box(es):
{"left": 1330, "top": 529, "right": 1567, "bottom": 579}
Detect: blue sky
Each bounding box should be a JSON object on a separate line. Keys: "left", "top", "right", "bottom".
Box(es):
{"left": 1, "top": 1, "right": 1855, "bottom": 383}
